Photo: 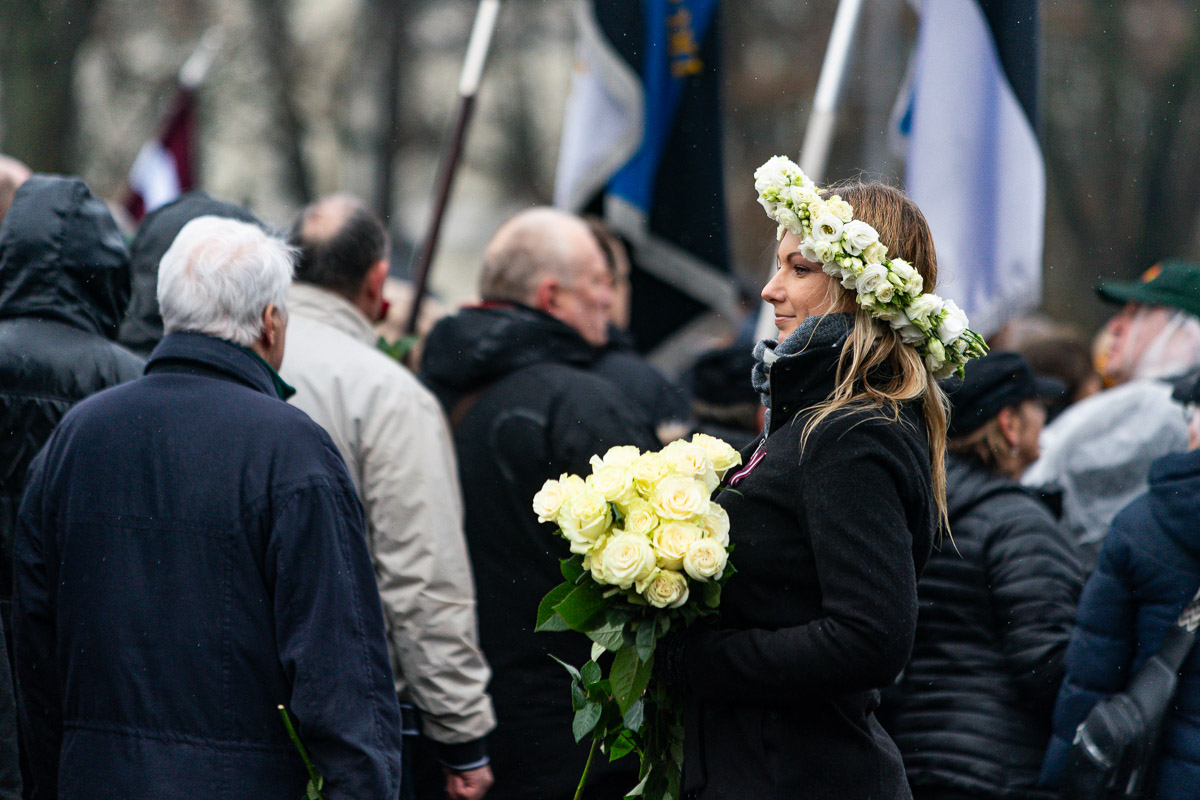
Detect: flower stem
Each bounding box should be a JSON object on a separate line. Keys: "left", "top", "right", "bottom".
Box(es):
{"left": 573, "top": 735, "right": 600, "bottom": 800}
{"left": 278, "top": 704, "right": 325, "bottom": 797}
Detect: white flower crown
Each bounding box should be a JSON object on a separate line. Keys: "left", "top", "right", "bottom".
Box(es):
{"left": 754, "top": 155, "right": 987, "bottom": 378}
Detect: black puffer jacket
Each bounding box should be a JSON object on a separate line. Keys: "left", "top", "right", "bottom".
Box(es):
{"left": 0, "top": 176, "right": 144, "bottom": 601}
{"left": 883, "top": 454, "right": 1083, "bottom": 800}
{"left": 671, "top": 330, "right": 936, "bottom": 800}
{"left": 421, "top": 304, "right": 657, "bottom": 800}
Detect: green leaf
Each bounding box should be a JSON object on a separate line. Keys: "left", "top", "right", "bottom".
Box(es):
{"left": 634, "top": 621, "right": 657, "bottom": 662}
{"left": 580, "top": 660, "right": 602, "bottom": 689}
{"left": 609, "top": 728, "right": 638, "bottom": 762}
{"left": 702, "top": 580, "right": 722, "bottom": 609}
{"left": 572, "top": 702, "right": 603, "bottom": 743}
{"left": 571, "top": 681, "right": 588, "bottom": 711}
{"left": 655, "top": 614, "right": 672, "bottom": 638}
{"left": 610, "top": 647, "right": 653, "bottom": 715}
{"left": 535, "top": 582, "right": 574, "bottom": 632}
{"left": 548, "top": 654, "right": 581, "bottom": 683}
{"left": 560, "top": 554, "right": 585, "bottom": 584}
{"left": 586, "top": 617, "right": 627, "bottom": 652}
{"left": 622, "top": 697, "right": 644, "bottom": 731}
{"left": 554, "top": 581, "right": 606, "bottom": 630}
{"left": 624, "top": 773, "right": 649, "bottom": 797}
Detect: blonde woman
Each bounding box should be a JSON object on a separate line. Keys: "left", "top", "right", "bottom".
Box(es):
{"left": 656, "top": 159, "right": 985, "bottom": 800}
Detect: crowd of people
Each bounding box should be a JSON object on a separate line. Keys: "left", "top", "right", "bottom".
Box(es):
{"left": 0, "top": 150, "right": 1199, "bottom": 800}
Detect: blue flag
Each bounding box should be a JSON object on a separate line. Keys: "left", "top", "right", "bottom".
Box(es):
{"left": 555, "top": 0, "right": 735, "bottom": 351}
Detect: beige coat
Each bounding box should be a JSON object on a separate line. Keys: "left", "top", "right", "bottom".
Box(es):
{"left": 281, "top": 282, "right": 495, "bottom": 746}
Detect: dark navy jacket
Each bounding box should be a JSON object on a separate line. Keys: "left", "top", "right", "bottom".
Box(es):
{"left": 1041, "top": 450, "right": 1200, "bottom": 799}
{"left": 14, "top": 332, "right": 402, "bottom": 800}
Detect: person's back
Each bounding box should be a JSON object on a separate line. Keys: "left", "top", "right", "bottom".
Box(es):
{"left": 14, "top": 217, "right": 402, "bottom": 800}
{"left": 0, "top": 176, "right": 144, "bottom": 603}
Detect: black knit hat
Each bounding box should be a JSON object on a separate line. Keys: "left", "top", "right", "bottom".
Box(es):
{"left": 945, "top": 352, "right": 1067, "bottom": 438}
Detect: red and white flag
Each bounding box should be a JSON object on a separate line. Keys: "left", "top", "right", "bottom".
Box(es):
{"left": 123, "top": 27, "right": 222, "bottom": 223}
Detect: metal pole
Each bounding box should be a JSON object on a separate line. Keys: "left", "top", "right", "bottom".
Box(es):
{"left": 405, "top": 0, "right": 503, "bottom": 335}
{"left": 755, "top": 0, "right": 865, "bottom": 341}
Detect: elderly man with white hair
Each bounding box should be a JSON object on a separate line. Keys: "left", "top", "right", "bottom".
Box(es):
{"left": 13, "top": 216, "right": 403, "bottom": 800}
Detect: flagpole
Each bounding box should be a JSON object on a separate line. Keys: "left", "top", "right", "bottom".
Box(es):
{"left": 404, "top": 0, "right": 503, "bottom": 335}
{"left": 755, "top": 0, "right": 864, "bottom": 340}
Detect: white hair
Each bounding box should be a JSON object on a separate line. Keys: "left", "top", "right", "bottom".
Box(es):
{"left": 158, "top": 216, "right": 295, "bottom": 346}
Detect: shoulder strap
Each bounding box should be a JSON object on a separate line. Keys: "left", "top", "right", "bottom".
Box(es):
{"left": 1157, "top": 586, "right": 1200, "bottom": 674}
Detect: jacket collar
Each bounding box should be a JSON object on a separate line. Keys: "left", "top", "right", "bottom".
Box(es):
{"left": 288, "top": 282, "right": 376, "bottom": 346}
{"left": 146, "top": 332, "right": 295, "bottom": 400}
{"left": 765, "top": 343, "right": 840, "bottom": 434}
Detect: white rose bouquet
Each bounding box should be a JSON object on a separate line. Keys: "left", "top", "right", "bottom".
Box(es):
{"left": 532, "top": 434, "right": 741, "bottom": 800}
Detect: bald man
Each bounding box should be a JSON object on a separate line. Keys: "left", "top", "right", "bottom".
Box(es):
{"left": 279, "top": 195, "right": 496, "bottom": 800}
{"left": 420, "top": 208, "right": 657, "bottom": 800}
{"left": 0, "top": 155, "right": 31, "bottom": 227}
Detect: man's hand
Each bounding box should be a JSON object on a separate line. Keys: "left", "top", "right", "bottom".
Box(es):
{"left": 444, "top": 764, "right": 494, "bottom": 800}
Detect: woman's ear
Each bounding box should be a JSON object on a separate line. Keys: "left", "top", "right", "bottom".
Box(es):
{"left": 996, "top": 406, "right": 1021, "bottom": 449}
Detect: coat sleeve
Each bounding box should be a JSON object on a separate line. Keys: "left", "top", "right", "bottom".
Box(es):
{"left": 360, "top": 381, "right": 495, "bottom": 764}
{"left": 982, "top": 497, "right": 1084, "bottom": 711}
{"left": 1039, "top": 524, "right": 1139, "bottom": 787}
{"left": 12, "top": 452, "right": 61, "bottom": 800}
{"left": 683, "top": 420, "right": 921, "bottom": 704}
{"left": 267, "top": 473, "right": 403, "bottom": 800}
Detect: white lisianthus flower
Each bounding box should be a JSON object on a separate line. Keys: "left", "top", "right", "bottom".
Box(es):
{"left": 632, "top": 451, "right": 673, "bottom": 495}
{"left": 700, "top": 504, "right": 731, "bottom": 547}
{"left": 887, "top": 310, "right": 926, "bottom": 345}
{"left": 652, "top": 474, "right": 710, "bottom": 521}
{"left": 642, "top": 569, "right": 690, "bottom": 609}
{"left": 841, "top": 271, "right": 859, "bottom": 290}
{"left": 799, "top": 239, "right": 822, "bottom": 264}
{"left": 622, "top": 498, "right": 660, "bottom": 537}
{"left": 906, "top": 294, "right": 946, "bottom": 330}
{"left": 754, "top": 156, "right": 798, "bottom": 196}
{"left": 689, "top": 433, "right": 742, "bottom": 479}
{"left": 889, "top": 259, "right": 923, "bottom": 296}
{"left": 600, "top": 532, "right": 657, "bottom": 589}
{"left": 652, "top": 521, "right": 703, "bottom": 570}
{"left": 774, "top": 206, "right": 803, "bottom": 237}
{"left": 855, "top": 263, "right": 890, "bottom": 296}
{"left": 936, "top": 299, "right": 969, "bottom": 345}
{"left": 559, "top": 489, "right": 611, "bottom": 554}
{"left": 923, "top": 338, "right": 947, "bottom": 370}
{"left": 811, "top": 240, "right": 837, "bottom": 265}
{"left": 683, "top": 538, "right": 728, "bottom": 582}
{"left": 532, "top": 479, "right": 566, "bottom": 523}
{"left": 587, "top": 464, "right": 636, "bottom": 505}
{"left": 809, "top": 212, "right": 844, "bottom": 245}
{"left": 783, "top": 183, "right": 819, "bottom": 209}
{"left": 840, "top": 220, "right": 879, "bottom": 256}
{"left": 874, "top": 281, "right": 896, "bottom": 304}
{"left": 825, "top": 196, "right": 855, "bottom": 223}
{"left": 806, "top": 199, "right": 828, "bottom": 222}
{"left": 863, "top": 240, "right": 888, "bottom": 265}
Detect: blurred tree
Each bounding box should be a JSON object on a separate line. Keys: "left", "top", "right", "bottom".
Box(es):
{"left": 0, "top": 0, "right": 103, "bottom": 171}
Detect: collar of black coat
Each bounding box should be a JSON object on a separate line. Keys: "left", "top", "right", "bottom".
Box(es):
{"left": 145, "top": 332, "right": 296, "bottom": 400}
{"left": 764, "top": 339, "right": 842, "bottom": 435}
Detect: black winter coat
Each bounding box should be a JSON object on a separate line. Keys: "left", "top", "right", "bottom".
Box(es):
{"left": 0, "top": 176, "right": 144, "bottom": 604}
{"left": 421, "top": 305, "right": 658, "bottom": 800}
{"left": 1041, "top": 450, "right": 1200, "bottom": 799}
{"left": 672, "top": 334, "right": 936, "bottom": 800}
{"left": 14, "top": 333, "right": 402, "bottom": 800}
{"left": 883, "top": 454, "right": 1083, "bottom": 800}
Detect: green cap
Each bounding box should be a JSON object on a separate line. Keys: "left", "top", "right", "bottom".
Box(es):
{"left": 1095, "top": 259, "right": 1200, "bottom": 320}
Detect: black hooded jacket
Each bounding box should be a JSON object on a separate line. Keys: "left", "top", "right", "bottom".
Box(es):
{"left": 119, "top": 192, "right": 261, "bottom": 356}
{"left": 0, "top": 176, "right": 144, "bottom": 600}
{"left": 420, "top": 304, "right": 657, "bottom": 800}
{"left": 883, "top": 454, "right": 1083, "bottom": 800}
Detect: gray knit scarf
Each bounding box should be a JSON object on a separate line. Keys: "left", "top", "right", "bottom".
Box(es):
{"left": 751, "top": 313, "right": 854, "bottom": 431}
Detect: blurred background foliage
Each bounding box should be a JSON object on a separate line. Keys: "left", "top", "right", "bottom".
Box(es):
{"left": 2, "top": 0, "right": 1199, "bottom": 335}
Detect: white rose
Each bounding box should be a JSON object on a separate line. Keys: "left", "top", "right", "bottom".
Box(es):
{"left": 936, "top": 299, "right": 969, "bottom": 345}
{"left": 600, "top": 532, "right": 657, "bottom": 589}
{"left": 855, "top": 263, "right": 890, "bottom": 296}
{"left": 532, "top": 479, "right": 566, "bottom": 523}
{"left": 558, "top": 489, "right": 612, "bottom": 555}
{"left": 809, "top": 212, "right": 844, "bottom": 245}
{"left": 783, "top": 183, "right": 819, "bottom": 210}
{"left": 863, "top": 240, "right": 888, "bottom": 264}
{"left": 700, "top": 504, "right": 731, "bottom": 547}
{"left": 825, "top": 196, "right": 855, "bottom": 223}
{"left": 806, "top": 199, "right": 828, "bottom": 222}
{"left": 632, "top": 451, "right": 673, "bottom": 495}
{"left": 689, "top": 433, "right": 742, "bottom": 479}
{"left": 641, "top": 569, "right": 690, "bottom": 609}
{"left": 905, "top": 294, "right": 945, "bottom": 330}
{"left": 773, "top": 206, "right": 802, "bottom": 236}
{"left": 652, "top": 474, "right": 709, "bottom": 521}
{"left": 592, "top": 445, "right": 641, "bottom": 469}
{"left": 622, "top": 498, "right": 660, "bottom": 537}
{"left": 661, "top": 441, "right": 718, "bottom": 493}
{"left": 683, "top": 538, "right": 728, "bottom": 582}
{"left": 874, "top": 281, "right": 896, "bottom": 304}
{"left": 889, "top": 258, "right": 923, "bottom": 296}
{"left": 583, "top": 536, "right": 609, "bottom": 582}
{"left": 840, "top": 219, "right": 879, "bottom": 256}
{"left": 557, "top": 474, "right": 588, "bottom": 501}
{"left": 887, "top": 311, "right": 926, "bottom": 345}
{"left": 652, "top": 521, "right": 703, "bottom": 570}
{"left": 587, "top": 464, "right": 636, "bottom": 505}
{"left": 810, "top": 240, "right": 837, "bottom": 265}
